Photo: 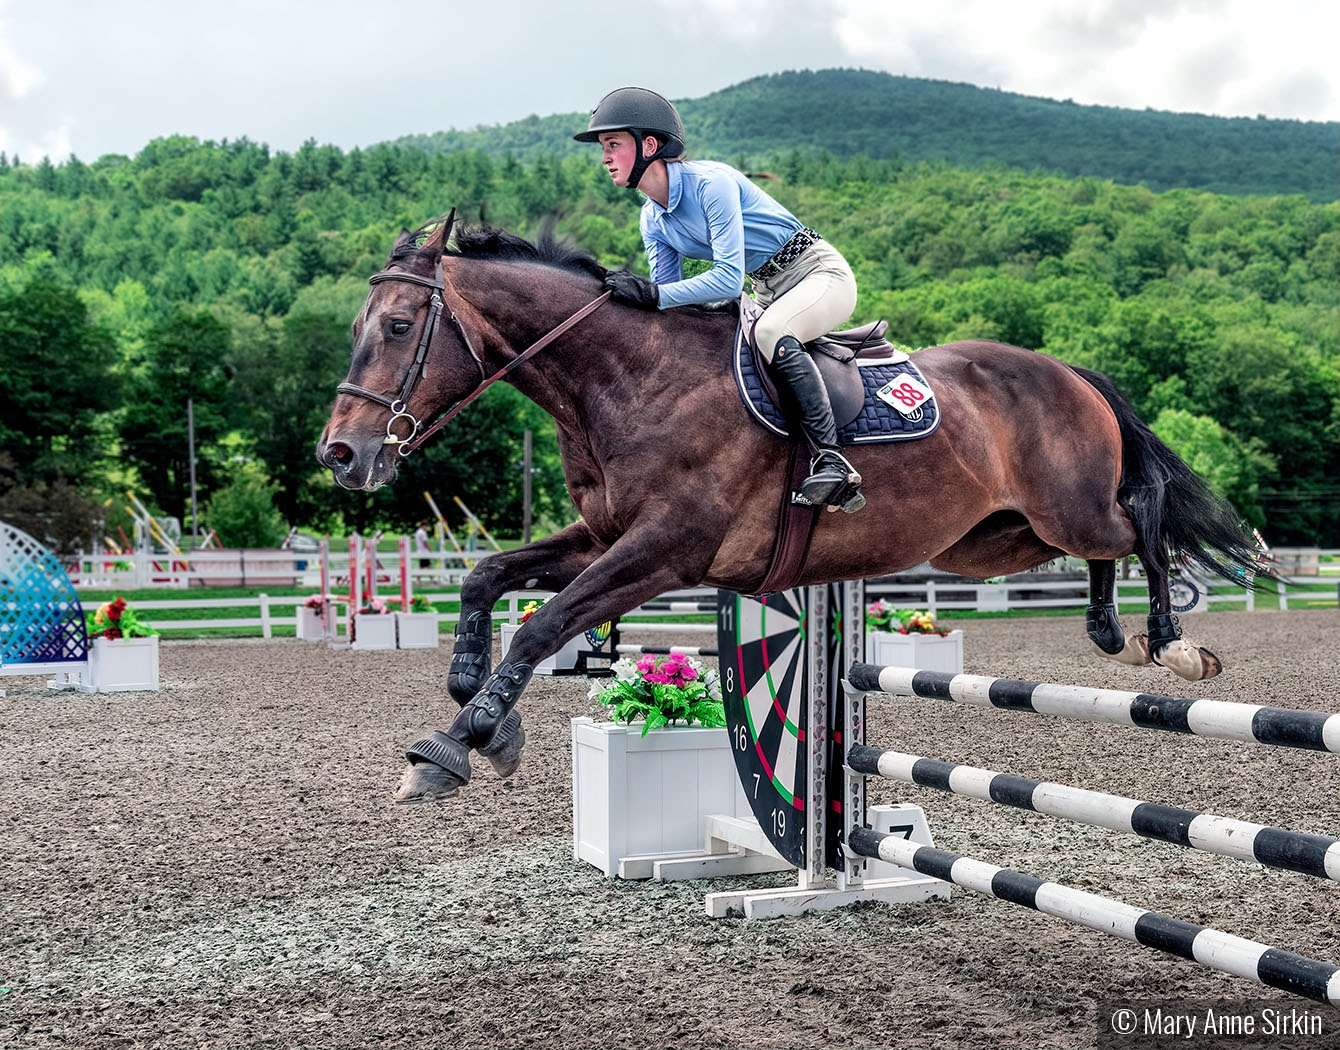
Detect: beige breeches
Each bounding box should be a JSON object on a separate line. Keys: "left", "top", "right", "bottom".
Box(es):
{"left": 752, "top": 239, "right": 858, "bottom": 362}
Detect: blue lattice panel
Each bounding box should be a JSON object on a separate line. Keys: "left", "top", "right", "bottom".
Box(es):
{"left": 1, "top": 521, "right": 88, "bottom": 667}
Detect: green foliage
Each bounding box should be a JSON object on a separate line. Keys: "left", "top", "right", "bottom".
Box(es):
{"left": 0, "top": 279, "right": 120, "bottom": 487}
{"left": 0, "top": 72, "right": 1335, "bottom": 546}
{"left": 204, "top": 473, "right": 286, "bottom": 548}
{"left": 0, "top": 476, "right": 101, "bottom": 556}
{"left": 591, "top": 654, "right": 726, "bottom": 737}
{"left": 85, "top": 596, "right": 159, "bottom": 640}
{"left": 395, "top": 69, "right": 1338, "bottom": 201}
{"left": 1150, "top": 409, "right": 1273, "bottom": 528}
{"left": 119, "top": 310, "right": 234, "bottom": 521}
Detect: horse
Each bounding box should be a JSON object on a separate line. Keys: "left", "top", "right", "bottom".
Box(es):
{"left": 316, "top": 216, "right": 1263, "bottom": 804}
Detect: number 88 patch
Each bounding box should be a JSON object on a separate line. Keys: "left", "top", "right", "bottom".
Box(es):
{"left": 876, "top": 373, "right": 934, "bottom": 418}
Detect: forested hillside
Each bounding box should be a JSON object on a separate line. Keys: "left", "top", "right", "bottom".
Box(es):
{"left": 1, "top": 107, "right": 1337, "bottom": 552}
{"left": 396, "top": 69, "right": 1339, "bottom": 201}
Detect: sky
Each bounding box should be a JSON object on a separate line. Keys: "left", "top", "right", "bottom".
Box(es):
{"left": 1, "top": 0, "right": 1337, "bottom": 164}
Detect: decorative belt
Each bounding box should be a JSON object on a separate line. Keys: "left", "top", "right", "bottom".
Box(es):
{"left": 749, "top": 228, "right": 822, "bottom": 282}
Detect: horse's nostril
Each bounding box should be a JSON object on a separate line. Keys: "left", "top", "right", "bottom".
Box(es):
{"left": 321, "top": 441, "right": 355, "bottom": 469}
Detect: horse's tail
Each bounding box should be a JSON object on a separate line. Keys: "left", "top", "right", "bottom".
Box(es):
{"left": 1071, "top": 366, "right": 1266, "bottom": 587}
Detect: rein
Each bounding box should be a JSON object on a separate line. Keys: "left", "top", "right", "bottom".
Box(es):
{"left": 336, "top": 253, "right": 611, "bottom": 457}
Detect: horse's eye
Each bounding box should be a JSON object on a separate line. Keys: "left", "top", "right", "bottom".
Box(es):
{"left": 391, "top": 320, "right": 412, "bottom": 336}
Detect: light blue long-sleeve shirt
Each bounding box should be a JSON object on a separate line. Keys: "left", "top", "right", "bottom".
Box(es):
{"left": 640, "top": 160, "right": 803, "bottom": 309}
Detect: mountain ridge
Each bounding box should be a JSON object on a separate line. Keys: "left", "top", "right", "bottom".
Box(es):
{"left": 393, "top": 68, "right": 1338, "bottom": 201}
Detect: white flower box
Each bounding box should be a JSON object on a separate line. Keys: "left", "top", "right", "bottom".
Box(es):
{"left": 571, "top": 717, "right": 758, "bottom": 878}
{"left": 865, "top": 629, "right": 964, "bottom": 674}
{"left": 295, "top": 606, "right": 325, "bottom": 641}
{"left": 500, "top": 622, "right": 581, "bottom": 675}
{"left": 352, "top": 613, "right": 396, "bottom": 650}
{"left": 78, "top": 635, "right": 159, "bottom": 693}
{"left": 395, "top": 612, "right": 439, "bottom": 649}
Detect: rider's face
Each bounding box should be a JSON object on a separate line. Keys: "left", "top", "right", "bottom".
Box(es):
{"left": 598, "top": 131, "right": 650, "bottom": 187}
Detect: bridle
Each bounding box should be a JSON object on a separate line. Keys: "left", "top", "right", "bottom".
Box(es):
{"left": 335, "top": 232, "right": 611, "bottom": 457}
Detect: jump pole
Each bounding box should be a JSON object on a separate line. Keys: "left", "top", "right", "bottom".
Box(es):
{"left": 847, "top": 665, "right": 1340, "bottom": 754}
{"left": 846, "top": 744, "right": 1340, "bottom": 881}
{"left": 848, "top": 826, "right": 1340, "bottom": 1006}
{"left": 840, "top": 659, "right": 1340, "bottom": 1007}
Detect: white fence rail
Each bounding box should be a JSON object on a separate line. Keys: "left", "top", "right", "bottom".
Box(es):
{"left": 69, "top": 548, "right": 475, "bottom": 590}
{"left": 80, "top": 574, "right": 1336, "bottom": 641}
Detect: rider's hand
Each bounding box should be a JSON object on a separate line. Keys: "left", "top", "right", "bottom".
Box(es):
{"left": 603, "top": 271, "right": 660, "bottom": 310}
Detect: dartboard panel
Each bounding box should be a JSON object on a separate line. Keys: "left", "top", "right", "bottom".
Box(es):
{"left": 717, "top": 589, "right": 810, "bottom": 868}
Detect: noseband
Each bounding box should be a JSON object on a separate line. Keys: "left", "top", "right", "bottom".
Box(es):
{"left": 335, "top": 252, "right": 611, "bottom": 457}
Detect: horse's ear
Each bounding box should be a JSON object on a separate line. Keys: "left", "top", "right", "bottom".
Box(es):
{"left": 423, "top": 209, "right": 456, "bottom": 253}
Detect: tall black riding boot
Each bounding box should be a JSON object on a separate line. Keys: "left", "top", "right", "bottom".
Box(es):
{"left": 771, "top": 337, "right": 865, "bottom": 513}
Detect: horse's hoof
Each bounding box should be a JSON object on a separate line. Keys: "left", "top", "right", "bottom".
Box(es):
{"left": 1152, "top": 639, "right": 1223, "bottom": 681}
{"left": 478, "top": 710, "right": 526, "bottom": 777}
{"left": 394, "top": 761, "right": 467, "bottom": 804}
{"left": 396, "top": 730, "right": 472, "bottom": 803}
{"left": 1093, "top": 633, "right": 1152, "bottom": 667}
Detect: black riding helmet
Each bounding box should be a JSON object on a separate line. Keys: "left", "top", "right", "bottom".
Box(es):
{"left": 574, "top": 86, "right": 684, "bottom": 190}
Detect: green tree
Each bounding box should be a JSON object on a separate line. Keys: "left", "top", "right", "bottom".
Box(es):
{"left": 120, "top": 310, "right": 233, "bottom": 519}
{"left": 232, "top": 307, "right": 353, "bottom": 526}
{"left": 204, "top": 472, "right": 286, "bottom": 547}
{"left": 0, "top": 278, "right": 120, "bottom": 488}
{"left": 1150, "top": 408, "right": 1273, "bottom": 527}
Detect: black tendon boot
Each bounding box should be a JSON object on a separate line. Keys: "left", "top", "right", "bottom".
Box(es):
{"left": 771, "top": 337, "right": 865, "bottom": 512}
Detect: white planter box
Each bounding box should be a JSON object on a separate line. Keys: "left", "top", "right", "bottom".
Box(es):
{"left": 501, "top": 622, "right": 581, "bottom": 674}
{"left": 572, "top": 717, "right": 756, "bottom": 877}
{"left": 295, "top": 606, "right": 325, "bottom": 641}
{"left": 352, "top": 613, "right": 396, "bottom": 650}
{"left": 395, "top": 612, "right": 440, "bottom": 649}
{"left": 866, "top": 629, "right": 964, "bottom": 674}
{"left": 79, "top": 635, "right": 159, "bottom": 693}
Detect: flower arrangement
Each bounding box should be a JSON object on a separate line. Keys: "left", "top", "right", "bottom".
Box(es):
{"left": 518, "top": 598, "right": 544, "bottom": 623}
{"left": 589, "top": 653, "right": 725, "bottom": 737}
{"left": 304, "top": 594, "right": 328, "bottom": 610}
{"left": 865, "top": 599, "right": 951, "bottom": 636}
{"left": 409, "top": 594, "right": 435, "bottom": 613}
{"left": 85, "top": 597, "right": 158, "bottom": 640}
{"left": 358, "top": 598, "right": 390, "bottom": 616}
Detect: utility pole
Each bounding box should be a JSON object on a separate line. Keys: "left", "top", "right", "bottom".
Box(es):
{"left": 187, "top": 398, "right": 199, "bottom": 548}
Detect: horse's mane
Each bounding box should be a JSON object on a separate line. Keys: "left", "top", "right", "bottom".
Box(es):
{"left": 392, "top": 219, "right": 605, "bottom": 281}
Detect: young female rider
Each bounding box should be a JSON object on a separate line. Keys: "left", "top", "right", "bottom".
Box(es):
{"left": 575, "top": 86, "right": 864, "bottom": 513}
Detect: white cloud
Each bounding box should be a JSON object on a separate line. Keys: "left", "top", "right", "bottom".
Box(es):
{"left": 0, "top": 0, "right": 1335, "bottom": 164}
{"left": 0, "top": 1, "right": 72, "bottom": 162}
{"left": 829, "top": 0, "right": 1340, "bottom": 120}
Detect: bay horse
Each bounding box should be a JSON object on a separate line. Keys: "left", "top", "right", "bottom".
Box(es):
{"left": 316, "top": 216, "right": 1262, "bottom": 804}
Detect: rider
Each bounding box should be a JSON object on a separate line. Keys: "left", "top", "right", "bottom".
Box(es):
{"left": 575, "top": 86, "right": 864, "bottom": 513}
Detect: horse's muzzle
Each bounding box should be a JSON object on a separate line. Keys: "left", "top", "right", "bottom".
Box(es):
{"left": 316, "top": 432, "right": 396, "bottom": 491}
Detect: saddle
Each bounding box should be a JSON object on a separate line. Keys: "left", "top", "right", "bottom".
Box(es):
{"left": 735, "top": 296, "right": 939, "bottom": 445}
{"left": 734, "top": 297, "right": 940, "bottom": 598}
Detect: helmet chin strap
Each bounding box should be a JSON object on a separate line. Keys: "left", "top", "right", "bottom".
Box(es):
{"left": 625, "top": 129, "right": 667, "bottom": 191}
